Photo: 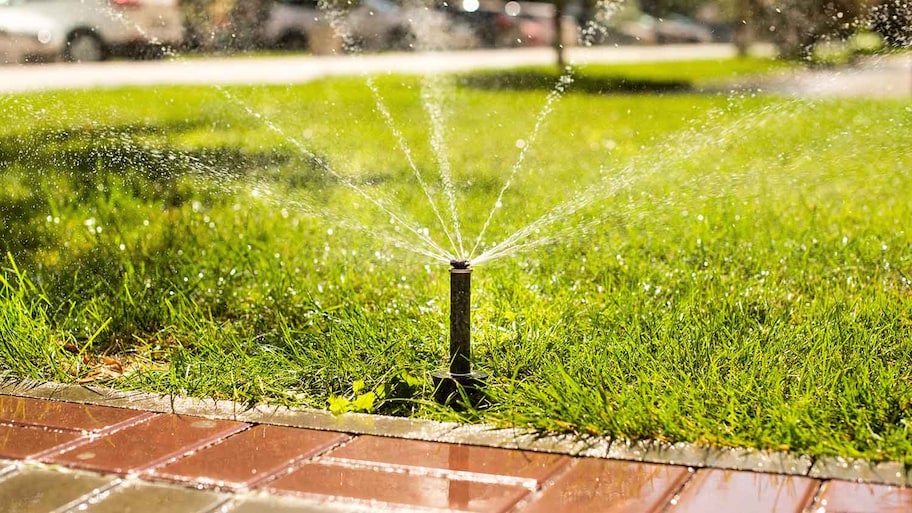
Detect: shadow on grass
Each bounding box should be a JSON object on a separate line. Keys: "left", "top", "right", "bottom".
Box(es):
{"left": 0, "top": 119, "right": 333, "bottom": 262}
{"left": 1, "top": 123, "right": 285, "bottom": 179}
{"left": 458, "top": 70, "right": 692, "bottom": 95}
{"left": 0, "top": 119, "right": 340, "bottom": 194}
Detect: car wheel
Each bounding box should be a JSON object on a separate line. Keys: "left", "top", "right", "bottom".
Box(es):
{"left": 65, "top": 31, "right": 106, "bottom": 62}
{"left": 386, "top": 26, "right": 415, "bottom": 51}
{"left": 279, "top": 31, "right": 309, "bottom": 52}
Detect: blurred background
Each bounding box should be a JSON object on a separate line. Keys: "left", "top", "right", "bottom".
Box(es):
{"left": 0, "top": 0, "right": 908, "bottom": 65}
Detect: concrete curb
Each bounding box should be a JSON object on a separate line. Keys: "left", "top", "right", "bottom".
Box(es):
{"left": 1, "top": 378, "right": 907, "bottom": 487}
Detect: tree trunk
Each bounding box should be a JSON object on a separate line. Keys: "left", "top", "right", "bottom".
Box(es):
{"left": 733, "top": 0, "right": 751, "bottom": 57}
{"left": 553, "top": 0, "right": 565, "bottom": 70}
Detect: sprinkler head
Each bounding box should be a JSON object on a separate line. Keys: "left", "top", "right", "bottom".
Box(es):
{"left": 433, "top": 259, "right": 487, "bottom": 408}
{"left": 450, "top": 259, "right": 471, "bottom": 269}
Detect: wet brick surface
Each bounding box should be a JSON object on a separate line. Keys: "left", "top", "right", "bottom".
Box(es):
{"left": 815, "top": 480, "right": 912, "bottom": 513}
{"left": 153, "top": 424, "right": 348, "bottom": 490}
{"left": 0, "top": 467, "right": 115, "bottom": 513}
{"left": 519, "top": 458, "right": 690, "bottom": 513}
{"left": 47, "top": 414, "right": 248, "bottom": 474}
{"left": 670, "top": 469, "right": 818, "bottom": 513}
{"left": 0, "top": 395, "right": 908, "bottom": 513}
{"left": 267, "top": 461, "right": 531, "bottom": 512}
{"left": 328, "top": 434, "right": 569, "bottom": 484}
{"left": 0, "top": 394, "right": 149, "bottom": 433}
{"left": 0, "top": 423, "right": 83, "bottom": 459}
{"left": 80, "top": 480, "right": 227, "bottom": 513}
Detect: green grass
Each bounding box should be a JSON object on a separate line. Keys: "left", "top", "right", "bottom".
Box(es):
{"left": 1, "top": 58, "right": 911, "bottom": 463}
{"left": 460, "top": 57, "right": 791, "bottom": 93}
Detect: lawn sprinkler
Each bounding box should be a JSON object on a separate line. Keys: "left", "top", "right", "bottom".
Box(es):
{"left": 432, "top": 260, "right": 488, "bottom": 406}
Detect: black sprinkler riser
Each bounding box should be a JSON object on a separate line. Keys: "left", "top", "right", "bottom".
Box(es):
{"left": 449, "top": 267, "right": 472, "bottom": 375}
{"left": 432, "top": 263, "right": 488, "bottom": 407}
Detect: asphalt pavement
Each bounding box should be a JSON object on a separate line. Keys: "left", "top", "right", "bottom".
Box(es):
{"left": 2, "top": 45, "right": 908, "bottom": 98}
{"left": 760, "top": 53, "right": 912, "bottom": 99}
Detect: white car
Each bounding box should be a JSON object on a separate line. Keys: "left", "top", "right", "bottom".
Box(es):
{"left": 0, "top": 0, "right": 183, "bottom": 64}
{"left": 262, "top": 0, "right": 476, "bottom": 54}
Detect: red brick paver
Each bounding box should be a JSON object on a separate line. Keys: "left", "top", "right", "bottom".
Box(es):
{"left": 0, "top": 424, "right": 82, "bottom": 459}
{"left": 0, "top": 394, "right": 906, "bottom": 513}
{"left": 815, "top": 481, "right": 912, "bottom": 513}
{"left": 152, "top": 424, "right": 348, "bottom": 490}
{"left": 518, "top": 458, "right": 691, "bottom": 513}
{"left": 267, "top": 461, "right": 531, "bottom": 512}
{"left": 0, "top": 395, "right": 149, "bottom": 433}
{"left": 670, "top": 469, "right": 819, "bottom": 513}
{"left": 47, "top": 414, "right": 247, "bottom": 474}
{"left": 328, "top": 435, "right": 569, "bottom": 484}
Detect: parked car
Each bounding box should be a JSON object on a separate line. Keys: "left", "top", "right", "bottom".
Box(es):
{"left": 654, "top": 14, "right": 713, "bottom": 43}
{"left": 0, "top": 0, "right": 183, "bottom": 64}
{"left": 261, "top": 0, "right": 476, "bottom": 53}
{"left": 261, "top": 0, "right": 319, "bottom": 51}
{"left": 442, "top": 0, "right": 577, "bottom": 48}
{"left": 620, "top": 13, "right": 712, "bottom": 44}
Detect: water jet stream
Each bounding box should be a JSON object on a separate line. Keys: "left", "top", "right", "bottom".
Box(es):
{"left": 320, "top": 0, "right": 466, "bottom": 259}
{"left": 472, "top": 95, "right": 821, "bottom": 265}
{"left": 216, "top": 86, "right": 456, "bottom": 262}
{"left": 420, "top": 74, "right": 467, "bottom": 257}
{"left": 469, "top": 68, "right": 575, "bottom": 260}
{"left": 93, "top": 0, "right": 459, "bottom": 263}
{"left": 365, "top": 76, "right": 461, "bottom": 257}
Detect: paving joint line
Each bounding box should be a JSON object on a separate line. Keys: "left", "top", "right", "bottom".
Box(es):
{"left": 802, "top": 480, "right": 827, "bottom": 513}
{"left": 265, "top": 488, "right": 450, "bottom": 513}
{"left": 504, "top": 457, "right": 579, "bottom": 513}
{"left": 246, "top": 433, "right": 356, "bottom": 494}
{"left": 659, "top": 468, "right": 699, "bottom": 513}
{"left": 139, "top": 423, "right": 257, "bottom": 484}
{"left": 315, "top": 455, "right": 541, "bottom": 489}
{"left": 1, "top": 378, "right": 908, "bottom": 487}
{"left": 49, "top": 475, "right": 128, "bottom": 513}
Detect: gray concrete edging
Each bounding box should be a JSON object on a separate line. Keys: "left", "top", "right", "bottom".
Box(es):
{"left": 0, "top": 378, "right": 907, "bottom": 487}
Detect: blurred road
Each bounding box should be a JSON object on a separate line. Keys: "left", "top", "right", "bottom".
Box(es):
{"left": 761, "top": 54, "right": 912, "bottom": 99}
{"left": 0, "top": 44, "right": 740, "bottom": 93}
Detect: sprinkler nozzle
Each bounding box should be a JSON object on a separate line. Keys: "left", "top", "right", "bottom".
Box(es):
{"left": 450, "top": 259, "right": 470, "bottom": 269}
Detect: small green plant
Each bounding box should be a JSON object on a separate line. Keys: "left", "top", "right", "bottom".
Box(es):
{"left": 328, "top": 380, "right": 378, "bottom": 414}
{"left": 328, "top": 372, "right": 423, "bottom": 414}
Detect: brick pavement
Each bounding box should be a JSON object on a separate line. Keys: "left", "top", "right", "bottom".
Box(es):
{"left": 0, "top": 394, "right": 910, "bottom": 512}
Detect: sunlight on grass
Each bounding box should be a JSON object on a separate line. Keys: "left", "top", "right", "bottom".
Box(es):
{"left": 1, "top": 59, "right": 910, "bottom": 462}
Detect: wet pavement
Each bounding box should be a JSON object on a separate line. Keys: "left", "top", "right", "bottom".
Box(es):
{"left": 1, "top": 393, "right": 910, "bottom": 512}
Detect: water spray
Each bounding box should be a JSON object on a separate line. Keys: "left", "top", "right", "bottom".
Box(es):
{"left": 432, "top": 260, "right": 487, "bottom": 406}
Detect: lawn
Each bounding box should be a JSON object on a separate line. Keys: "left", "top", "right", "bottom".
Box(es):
{"left": 1, "top": 57, "right": 911, "bottom": 463}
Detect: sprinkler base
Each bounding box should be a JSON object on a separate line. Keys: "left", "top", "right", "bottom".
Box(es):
{"left": 431, "top": 370, "right": 488, "bottom": 407}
